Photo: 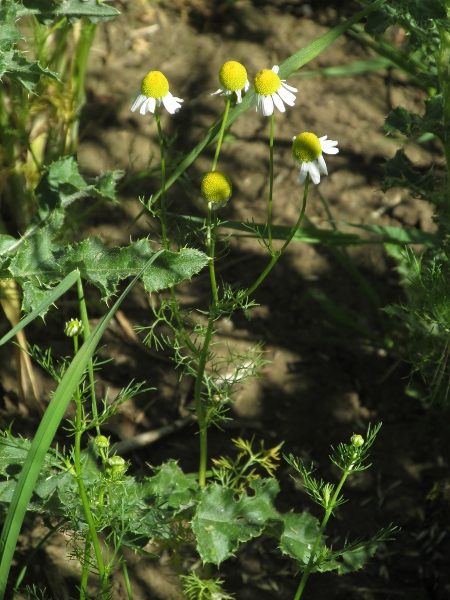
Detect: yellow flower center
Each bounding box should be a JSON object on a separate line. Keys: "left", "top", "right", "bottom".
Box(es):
{"left": 219, "top": 61, "right": 248, "bottom": 92}
{"left": 254, "top": 69, "right": 281, "bottom": 96}
{"left": 292, "top": 133, "right": 322, "bottom": 163}
{"left": 141, "top": 71, "right": 169, "bottom": 99}
{"left": 201, "top": 171, "right": 232, "bottom": 204}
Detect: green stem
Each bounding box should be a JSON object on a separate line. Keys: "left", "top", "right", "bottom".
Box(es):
{"left": 80, "top": 534, "right": 91, "bottom": 600}
{"left": 77, "top": 275, "right": 100, "bottom": 436}
{"left": 68, "top": 19, "right": 97, "bottom": 154}
{"left": 155, "top": 107, "right": 169, "bottom": 249}
{"left": 207, "top": 204, "right": 219, "bottom": 307}
{"left": 72, "top": 339, "right": 108, "bottom": 596}
{"left": 121, "top": 550, "right": 134, "bottom": 600}
{"left": 193, "top": 316, "right": 215, "bottom": 487}
{"left": 212, "top": 97, "right": 231, "bottom": 172}
{"left": 244, "top": 176, "right": 309, "bottom": 300}
{"left": 293, "top": 449, "right": 359, "bottom": 600}
{"left": 267, "top": 113, "right": 275, "bottom": 254}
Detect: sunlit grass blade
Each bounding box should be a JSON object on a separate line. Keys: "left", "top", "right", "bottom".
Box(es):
{"left": 0, "top": 250, "right": 163, "bottom": 600}
{"left": 290, "top": 57, "right": 393, "bottom": 79}
{"left": 0, "top": 270, "right": 80, "bottom": 346}
{"left": 278, "top": 0, "right": 386, "bottom": 79}
{"left": 132, "top": 0, "right": 386, "bottom": 226}
{"left": 175, "top": 214, "right": 439, "bottom": 247}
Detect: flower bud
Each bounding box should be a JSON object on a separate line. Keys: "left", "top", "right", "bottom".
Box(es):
{"left": 351, "top": 434, "right": 364, "bottom": 448}
{"left": 95, "top": 435, "right": 110, "bottom": 449}
{"left": 65, "top": 318, "right": 84, "bottom": 338}
{"left": 201, "top": 171, "right": 232, "bottom": 209}
{"left": 105, "top": 455, "right": 127, "bottom": 481}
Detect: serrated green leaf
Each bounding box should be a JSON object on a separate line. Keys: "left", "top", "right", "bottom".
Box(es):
{"left": 145, "top": 461, "right": 199, "bottom": 514}
{"left": 15, "top": 0, "right": 120, "bottom": 23}
{"left": 0, "top": 3, "right": 24, "bottom": 52}
{"left": 384, "top": 96, "right": 444, "bottom": 139}
{"left": 279, "top": 512, "right": 321, "bottom": 564}
{"left": 0, "top": 51, "right": 59, "bottom": 92}
{"left": 381, "top": 149, "right": 434, "bottom": 198}
{"left": 192, "top": 479, "right": 280, "bottom": 565}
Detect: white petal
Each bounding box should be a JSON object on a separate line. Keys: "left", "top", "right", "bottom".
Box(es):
{"left": 272, "top": 92, "right": 285, "bottom": 113}
{"left": 262, "top": 95, "right": 274, "bottom": 116}
{"left": 244, "top": 80, "right": 250, "bottom": 92}
{"left": 140, "top": 97, "right": 155, "bottom": 114}
{"left": 318, "top": 155, "right": 328, "bottom": 175}
{"left": 297, "top": 163, "right": 308, "bottom": 183}
{"left": 272, "top": 65, "right": 280, "bottom": 74}
{"left": 277, "top": 85, "right": 296, "bottom": 106}
{"left": 131, "top": 94, "right": 145, "bottom": 112}
{"left": 309, "top": 161, "right": 321, "bottom": 184}
{"left": 282, "top": 82, "right": 298, "bottom": 93}
{"left": 163, "top": 92, "right": 183, "bottom": 114}
{"left": 212, "top": 88, "right": 224, "bottom": 96}
{"left": 235, "top": 89, "right": 242, "bottom": 103}
{"left": 321, "top": 139, "right": 339, "bottom": 154}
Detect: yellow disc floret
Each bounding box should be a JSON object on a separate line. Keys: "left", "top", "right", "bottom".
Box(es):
{"left": 201, "top": 171, "right": 232, "bottom": 205}
{"left": 254, "top": 69, "right": 281, "bottom": 96}
{"left": 292, "top": 133, "right": 322, "bottom": 163}
{"left": 219, "top": 61, "right": 248, "bottom": 92}
{"left": 141, "top": 71, "right": 170, "bottom": 99}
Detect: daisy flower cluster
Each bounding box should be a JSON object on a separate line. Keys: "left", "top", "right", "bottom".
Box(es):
{"left": 131, "top": 61, "right": 339, "bottom": 203}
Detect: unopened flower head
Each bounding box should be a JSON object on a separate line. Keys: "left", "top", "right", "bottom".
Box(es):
{"left": 201, "top": 171, "right": 232, "bottom": 209}
{"left": 253, "top": 65, "right": 297, "bottom": 116}
{"left": 292, "top": 132, "right": 339, "bottom": 185}
{"left": 351, "top": 434, "right": 364, "bottom": 448}
{"left": 131, "top": 71, "right": 183, "bottom": 115}
{"left": 65, "top": 318, "right": 84, "bottom": 338}
{"left": 212, "top": 60, "right": 250, "bottom": 104}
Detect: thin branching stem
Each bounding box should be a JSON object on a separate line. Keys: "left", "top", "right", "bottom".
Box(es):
{"left": 293, "top": 446, "right": 360, "bottom": 600}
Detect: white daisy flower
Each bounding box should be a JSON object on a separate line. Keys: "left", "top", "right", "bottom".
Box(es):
{"left": 212, "top": 60, "right": 250, "bottom": 104}
{"left": 253, "top": 65, "right": 297, "bottom": 116}
{"left": 131, "top": 71, "right": 183, "bottom": 115}
{"left": 292, "top": 132, "right": 339, "bottom": 185}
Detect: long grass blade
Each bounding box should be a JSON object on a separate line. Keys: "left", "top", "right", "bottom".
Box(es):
{"left": 0, "top": 250, "right": 164, "bottom": 600}
{"left": 0, "top": 270, "right": 80, "bottom": 346}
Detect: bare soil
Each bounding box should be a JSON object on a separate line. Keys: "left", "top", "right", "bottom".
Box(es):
{"left": 2, "top": 1, "right": 450, "bottom": 599}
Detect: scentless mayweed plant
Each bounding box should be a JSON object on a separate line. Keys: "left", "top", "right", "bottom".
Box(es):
{"left": 9, "top": 0, "right": 450, "bottom": 596}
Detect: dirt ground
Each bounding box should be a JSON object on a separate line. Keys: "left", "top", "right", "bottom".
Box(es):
{"left": 2, "top": 0, "right": 450, "bottom": 599}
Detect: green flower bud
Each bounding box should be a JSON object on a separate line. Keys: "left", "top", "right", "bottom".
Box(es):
{"left": 105, "top": 455, "right": 127, "bottom": 481}
{"left": 65, "top": 318, "right": 84, "bottom": 338}
{"left": 351, "top": 434, "right": 364, "bottom": 448}
{"left": 95, "top": 435, "right": 109, "bottom": 449}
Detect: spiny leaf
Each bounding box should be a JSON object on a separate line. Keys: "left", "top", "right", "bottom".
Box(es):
{"left": 192, "top": 479, "right": 280, "bottom": 565}
{"left": 279, "top": 512, "right": 321, "bottom": 564}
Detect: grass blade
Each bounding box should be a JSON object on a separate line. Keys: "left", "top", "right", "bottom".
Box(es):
{"left": 0, "top": 270, "right": 80, "bottom": 346}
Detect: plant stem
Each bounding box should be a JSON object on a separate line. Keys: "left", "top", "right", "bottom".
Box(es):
{"left": 155, "top": 107, "right": 169, "bottom": 249}
{"left": 193, "top": 316, "right": 215, "bottom": 487}
{"left": 212, "top": 97, "right": 231, "bottom": 172}
{"left": 267, "top": 113, "right": 275, "bottom": 254}
{"left": 72, "top": 337, "right": 108, "bottom": 597}
{"left": 244, "top": 176, "right": 309, "bottom": 300}
{"left": 77, "top": 275, "right": 100, "bottom": 436}
{"left": 293, "top": 447, "right": 359, "bottom": 600}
